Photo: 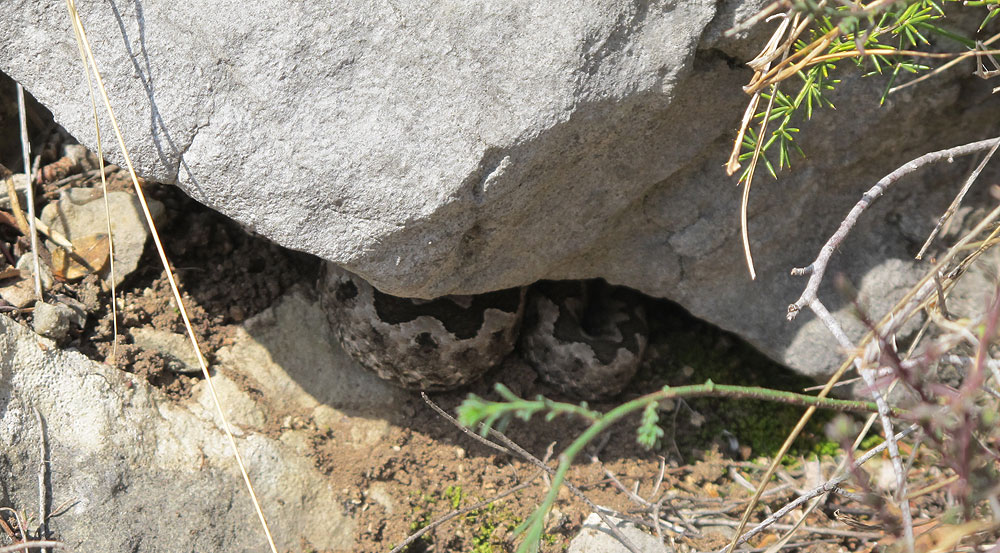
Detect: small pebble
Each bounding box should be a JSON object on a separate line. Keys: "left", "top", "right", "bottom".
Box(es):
{"left": 33, "top": 301, "right": 75, "bottom": 343}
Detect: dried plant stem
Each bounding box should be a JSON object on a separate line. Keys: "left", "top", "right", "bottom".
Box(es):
{"left": 0, "top": 542, "right": 63, "bottom": 553}
{"left": 858, "top": 366, "right": 913, "bottom": 553}
{"left": 63, "top": 2, "right": 278, "bottom": 551}
{"left": 421, "top": 393, "right": 511, "bottom": 456}
{"left": 753, "top": 45, "right": 1000, "bottom": 93}
{"left": 1, "top": 169, "right": 29, "bottom": 235}
{"left": 763, "top": 495, "right": 824, "bottom": 553}
{"left": 28, "top": 218, "right": 71, "bottom": 250}
{"left": 788, "top": 136, "right": 1000, "bottom": 320}
{"left": 917, "top": 136, "right": 1000, "bottom": 259}
{"left": 15, "top": 84, "right": 41, "bottom": 299}
{"left": 890, "top": 31, "right": 1000, "bottom": 94}
{"left": 725, "top": 0, "right": 784, "bottom": 38}
{"left": 66, "top": 0, "right": 119, "bottom": 364}
{"left": 740, "top": 84, "right": 778, "bottom": 280}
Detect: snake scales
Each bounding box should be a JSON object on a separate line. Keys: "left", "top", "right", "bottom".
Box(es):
{"left": 319, "top": 264, "right": 648, "bottom": 399}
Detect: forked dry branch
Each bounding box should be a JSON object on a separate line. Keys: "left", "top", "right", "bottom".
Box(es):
{"left": 726, "top": 424, "right": 920, "bottom": 549}
{"left": 727, "top": 134, "right": 1000, "bottom": 553}
{"left": 721, "top": 1, "right": 1000, "bottom": 551}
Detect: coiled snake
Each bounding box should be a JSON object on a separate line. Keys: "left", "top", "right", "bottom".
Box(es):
{"left": 319, "top": 264, "right": 648, "bottom": 399}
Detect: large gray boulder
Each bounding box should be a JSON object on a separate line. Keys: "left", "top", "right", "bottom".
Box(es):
{"left": 1, "top": 0, "right": 998, "bottom": 376}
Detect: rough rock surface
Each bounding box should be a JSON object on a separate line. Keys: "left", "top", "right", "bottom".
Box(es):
{"left": 31, "top": 300, "right": 78, "bottom": 342}
{"left": 2, "top": 1, "right": 999, "bottom": 376}
{"left": 129, "top": 327, "right": 203, "bottom": 373}
{"left": 567, "top": 513, "right": 668, "bottom": 553}
{"left": 0, "top": 288, "right": 409, "bottom": 552}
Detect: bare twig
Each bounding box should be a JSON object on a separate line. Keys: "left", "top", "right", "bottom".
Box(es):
{"left": 421, "top": 393, "right": 510, "bottom": 455}
{"left": 788, "top": 136, "right": 1000, "bottom": 320}
{"left": 16, "top": 84, "right": 41, "bottom": 300}
{"left": 763, "top": 495, "right": 825, "bottom": 553}
{"left": 724, "top": 0, "right": 786, "bottom": 38}
{"left": 31, "top": 217, "right": 73, "bottom": 250}
{"left": 729, "top": 467, "right": 757, "bottom": 494}
{"left": 752, "top": 46, "right": 1000, "bottom": 94}
{"left": 650, "top": 456, "right": 667, "bottom": 500}
{"left": 46, "top": 164, "right": 118, "bottom": 190}
{"left": 916, "top": 136, "right": 1000, "bottom": 260}
{"left": 1, "top": 166, "right": 30, "bottom": 236}
{"left": 0, "top": 542, "right": 64, "bottom": 553}
{"left": 708, "top": 519, "right": 882, "bottom": 540}
{"left": 46, "top": 499, "right": 75, "bottom": 521}
{"left": 621, "top": 510, "right": 879, "bottom": 541}
{"left": 724, "top": 423, "right": 919, "bottom": 550}
{"left": 601, "top": 465, "right": 651, "bottom": 507}
{"left": 889, "top": 31, "right": 1000, "bottom": 94}
{"left": 856, "top": 366, "right": 914, "bottom": 553}
{"left": 651, "top": 497, "right": 666, "bottom": 545}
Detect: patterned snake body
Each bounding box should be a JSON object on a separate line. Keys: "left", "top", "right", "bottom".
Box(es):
{"left": 320, "top": 265, "right": 648, "bottom": 399}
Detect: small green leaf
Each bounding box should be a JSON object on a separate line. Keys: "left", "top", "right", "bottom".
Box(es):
{"left": 637, "top": 403, "right": 664, "bottom": 449}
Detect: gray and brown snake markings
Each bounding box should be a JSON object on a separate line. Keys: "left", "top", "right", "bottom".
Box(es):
{"left": 319, "top": 264, "right": 648, "bottom": 400}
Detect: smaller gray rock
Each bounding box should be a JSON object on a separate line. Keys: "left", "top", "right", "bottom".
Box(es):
{"left": 0, "top": 278, "right": 33, "bottom": 308}
{"left": 32, "top": 300, "right": 75, "bottom": 342}
{"left": 568, "top": 513, "right": 669, "bottom": 553}
{"left": 16, "top": 252, "right": 54, "bottom": 289}
{"left": 0, "top": 245, "right": 56, "bottom": 308}
{"left": 40, "top": 188, "right": 165, "bottom": 285}
{"left": 61, "top": 143, "right": 99, "bottom": 171}
{"left": 50, "top": 294, "right": 87, "bottom": 327}
{"left": 130, "top": 327, "right": 203, "bottom": 373}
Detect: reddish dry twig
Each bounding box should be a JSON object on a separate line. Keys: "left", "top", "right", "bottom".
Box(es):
{"left": 0, "top": 542, "right": 64, "bottom": 553}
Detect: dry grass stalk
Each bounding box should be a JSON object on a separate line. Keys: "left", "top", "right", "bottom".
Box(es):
{"left": 62, "top": 1, "right": 279, "bottom": 551}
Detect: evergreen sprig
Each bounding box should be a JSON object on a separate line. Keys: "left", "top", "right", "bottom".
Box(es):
{"left": 738, "top": 0, "right": 987, "bottom": 182}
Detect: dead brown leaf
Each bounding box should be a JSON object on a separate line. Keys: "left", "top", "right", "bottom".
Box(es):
{"left": 52, "top": 233, "right": 109, "bottom": 281}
